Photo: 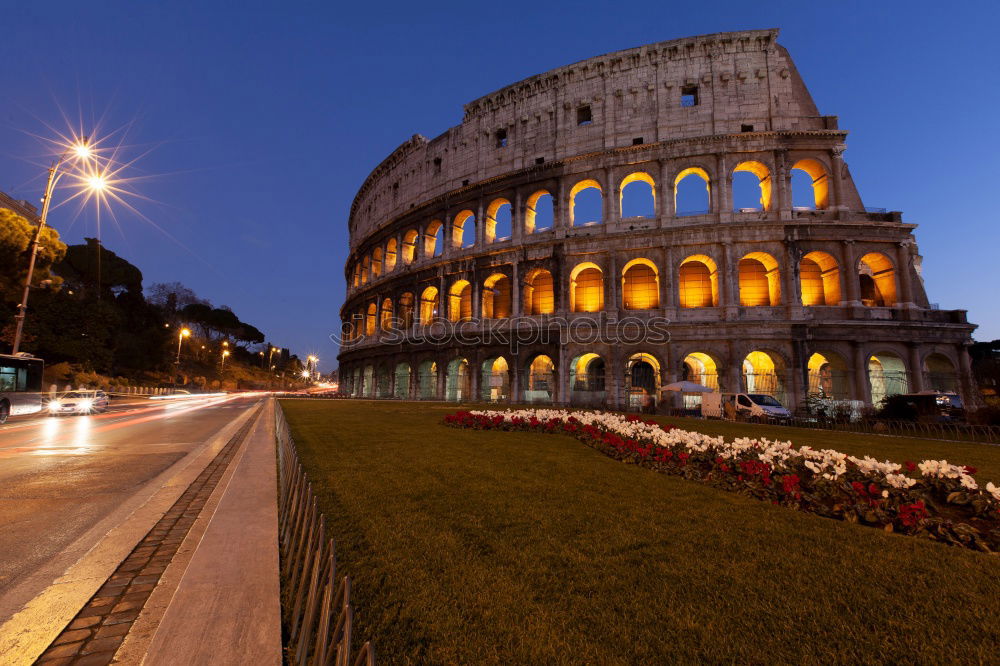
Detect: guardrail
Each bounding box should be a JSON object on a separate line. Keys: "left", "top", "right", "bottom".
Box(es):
{"left": 276, "top": 404, "right": 375, "bottom": 666}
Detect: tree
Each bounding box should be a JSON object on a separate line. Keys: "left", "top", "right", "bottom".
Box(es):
{"left": 147, "top": 282, "right": 207, "bottom": 313}
{"left": 57, "top": 238, "right": 143, "bottom": 298}
{"left": 0, "top": 208, "right": 67, "bottom": 302}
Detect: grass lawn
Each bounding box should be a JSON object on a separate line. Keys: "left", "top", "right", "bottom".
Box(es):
{"left": 280, "top": 400, "right": 1000, "bottom": 664}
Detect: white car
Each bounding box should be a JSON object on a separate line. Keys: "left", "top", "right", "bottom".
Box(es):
{"left": 47, "top": 390, "right": 110, "bottom": 415}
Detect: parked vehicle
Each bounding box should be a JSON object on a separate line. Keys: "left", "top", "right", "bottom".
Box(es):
{"left": 0, "top": 353, "right": 44, "bottom": 423}
{"left": 47, "top": 390, "right": 111, "bottom": 416}
{"left": 890, "top": 391, "right": 966, "bottom": 422}
{"left": 701, "top": 392, "right": 791, "bottom": 422}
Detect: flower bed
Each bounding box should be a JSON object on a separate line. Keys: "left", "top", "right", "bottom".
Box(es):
{"left": 444, "top": 409, "right": 1000, "bottom": 553}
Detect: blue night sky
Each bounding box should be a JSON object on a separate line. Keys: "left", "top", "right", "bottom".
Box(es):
{"left": 2, "top": 1, "right": 998, "bottom": 371}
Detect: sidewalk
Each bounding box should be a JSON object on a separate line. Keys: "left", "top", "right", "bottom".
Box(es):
{"left": 119, "top": 401, "right": 282, "bottom": 665}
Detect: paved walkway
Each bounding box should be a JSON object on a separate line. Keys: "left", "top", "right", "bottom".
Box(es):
{"left": 1, "top": 399, "right": 282, "bottom": 665}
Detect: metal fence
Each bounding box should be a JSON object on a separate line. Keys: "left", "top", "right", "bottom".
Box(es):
{"left": 276, "top": 404, "right": 375, "bottom": 666}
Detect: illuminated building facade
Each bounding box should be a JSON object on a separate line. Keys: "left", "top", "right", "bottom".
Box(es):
{"left": 338, "top": 29, "right": 976, "bottom": 411}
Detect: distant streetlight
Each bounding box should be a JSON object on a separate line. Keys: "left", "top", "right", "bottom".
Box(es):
{"left": 175, "top": 327, "right": 191, "bottom": 365}
{"left": 12, "top": 138, "right": 103, "bottom": 353}
{"left": 221, "top": 349, "right": 231, "bottom": 372}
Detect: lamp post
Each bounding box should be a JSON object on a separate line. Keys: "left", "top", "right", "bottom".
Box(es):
{"left": 175, "top": 328, "right": 191, "bottom": 365}
{"left": 12, "top": 139, "right": 101, "bottom": 354}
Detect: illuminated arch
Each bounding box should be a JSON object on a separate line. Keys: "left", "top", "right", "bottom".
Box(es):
{"left": 416, "top": 360, "right": 438, "bottom": 400}
{"left": 480, "top": 356, "right": 510, "bottom": 402}
{"left": 384, "top": 238, "right": 398, "bottom": 272}
{"left": 800, "top": 251, "right": 841, "bottom": 306}
{"left": 419, "top": 286, "right": 439, "bottom": 324}
{"left": 448, "top": 279, "right": 472, "bottom": 322}
{"left": 365, "top": 302, "right": 376, "bottom": 336}
{"left": 569, "top": 262, "right": 604, "bottom": 312}
{"left": 351, "top": 263, "right": 360, "bottom": 288}
{"left": 361, "top": 255, "right": 371, "bottom": 284}
{"left": 524, "top": 190, "right": 553, "bottom": 234}
{"left": 398, "top": 292, "right": 415, "bottom": 328}
{"left": 673, "top": 167, "right": 711, "bottom": 215}
{"left": 485, "top": 198, "right": 512, "bottom": 243}
{"left": 445, "top": 357, "right": 471, "bottom": 402}
{"left": 732, "top": 161, "right": 772, "bottom": 211}
{"left": 371, "top": 247, "right": 383, "bottom": 278}
{"left": 424, "top": 220, "right": 444, "bottom": 257}
{"left": 482, "top": 273, "right": 511, "bottom": 319}
{"left": 362, "top": 365, "right": 374, "bottom": 397}
{"left": 523, "top": 268, "right": 555, "bottom": 315}
{"left": 379, "top": 298, "right": 393, "bottom": 331}
{"left": 869, "top": 351, "right": 908, "bottom": 405}
{"left": 743, "top": 350, "right": 787, "bottom": 404}
{"left": 678, "top": 254, "right": 718, "bottom": 308}
{"left": 452, "top": 210, "right": 475, "bottom": 248}
{"left": 402, "top": 229, "right": 419, "bottom": 264}
{"left": 791, "top": 159, "right": 830, "bottom": 210}
{"left": 806, "top": 351, "right": 850, "bottom": 400}
{"left": 858, "top": 252, "right": 897, "bottom": 307}
{"left": 621, "top": 258, "right": 659, "bottom": 310}
{"left": 569, "top": 353, "right": 606, "bottom": 406}
{"left": 569, "top": 179, "right": 603, "bottom": 226}
{"left": 626, "top": 352, "right": 661, "bottom": 408}
{"left": 619, "top": 171, "right": 656, "bottom": 218}
{"left": 524, "top": 354, "right": 555, "bottom": 403}
{"left": 738, "top": 252, "right": 781, "bottom": 306}
{"left": 682, "top": 352, "right": 720, "bottom": 390}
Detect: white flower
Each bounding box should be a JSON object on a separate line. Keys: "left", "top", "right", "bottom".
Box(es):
{"left": 987, "top": 483, "right": 1000, "bottom": 502}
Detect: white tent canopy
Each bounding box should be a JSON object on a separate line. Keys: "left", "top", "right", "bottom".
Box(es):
{"left": 661, "top": 381, "right": 715, "bottom": 393}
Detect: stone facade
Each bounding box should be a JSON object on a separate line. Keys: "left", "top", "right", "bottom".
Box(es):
{"left": 338, "top": 29, "right": 976, "bottom": 412}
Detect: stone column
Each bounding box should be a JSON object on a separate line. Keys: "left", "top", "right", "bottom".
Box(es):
{"left": 442, "top": 212, "right": 454, "bottom": 257}
{"left": 511, "top": 258, "right": 521, "bottom": 315}
{"left": 775, "top": 149, "right": 792, "bottom": 220}
{"left": 896, "top": 241, "right": 915, "bottom": 307}
{"left": 842, "top": 240, "right": 860, "bottom": 305}
{"left": 469, "top": 355, "right": 480, "bottom": 403}
{"left": 851, "top": 342, "right": 871, "bottom": 405}
{"left": 510, "top": 354, "right": 521, "bottom": 403}
{"left": 958, "top": 345, "right": 976, "bottom": 407}
{"left": 513, "top": 189, "right": 524, "bottom": 243}
{"left": 608, "top": 253, "right": 620, "bottom": 318}
{"left": 830, "top": 146, "right": 846, "bottom": 210}
{"left": 907, "top": 344, "right": 925, "bottom": 393}
{"left": 664, "top": 245, "right": 676, "bottom": 309}
{"left": 557, "top": 344, "right": 570, "bottom": 405}
{"left": 659, "top": 160, "right": 675, "bottom": 222}
{"left": 783, "top": 241, "right": 800, "bottom": 309}
{"left": 604, "top": 167, "right": 619, "bottom": 226}
{"left": 715, "top": 153, "right": 731, "bottom": 222}
{"left": 554, "top": 178, "right": 568, "bottom": 230}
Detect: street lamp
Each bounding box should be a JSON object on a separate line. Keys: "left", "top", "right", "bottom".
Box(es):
{"left": 11, "top": 138, "right": 100, "bottom": 353}
{"left": 221, "top": 349, "right": 231, "bottom": 371}
{"left": 175, "top": 328, "right": 191, "bottom": 365}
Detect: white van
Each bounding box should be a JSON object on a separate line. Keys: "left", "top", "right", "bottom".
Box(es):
{"left": 701, "top": 392, "right": 791, "bottom": 421}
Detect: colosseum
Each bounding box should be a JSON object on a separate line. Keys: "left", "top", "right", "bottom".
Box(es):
{"left": 338, "top": 28, "right": 977, "bottom": 413}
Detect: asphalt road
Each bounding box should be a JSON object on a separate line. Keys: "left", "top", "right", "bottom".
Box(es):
{"left": 0, "top": 393, "right": 263, "bottom": 624}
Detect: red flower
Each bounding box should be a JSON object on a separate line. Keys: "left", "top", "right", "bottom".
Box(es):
{"left": 898, "top": 501, "right": 928, "bottom": 527}
{"left": 964, "top": 465, "right": 978, "bottom": 476}
{"left": 904, "top": 461, "right": 917, "bottom": 472}
{"left": 782, "top": 474, "right": 801, "bottom": 495}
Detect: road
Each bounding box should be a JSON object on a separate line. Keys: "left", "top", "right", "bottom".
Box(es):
{"left": 0, "top": 393, "right": 264, "bottom": 628}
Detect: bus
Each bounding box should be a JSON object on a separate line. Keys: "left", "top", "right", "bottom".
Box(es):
{"left": 0, "top": 353, "right": 44, "bottom": 423}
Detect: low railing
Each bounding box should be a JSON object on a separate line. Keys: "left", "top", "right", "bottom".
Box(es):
{"left": 276, "top": 404, "right": 375, "bottom": 666}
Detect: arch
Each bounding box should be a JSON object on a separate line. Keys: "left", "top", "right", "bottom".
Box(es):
{"left": 452, "top": 210, "right": 476, "bottom": 249}
{"left": 448, "top": 280, "right": 473, "bottom": 322}
{"left": 682, "top": 352, "right": 720, "bottom": 390}
{"left": 524, "top": 190, "right": 553, "bottom": 234}
{"left": 523, "top": 354, "right": 555, "bottom": 403}
{"left": 622, "top": 258, "right": 660, "bottom": 310}
{"left": 807, "top": 351, "right": 850, "bottom": 401}
{"left": 800, "top": 251, "right": 841, "bottom": 306}
{"left": 419, "top": 286, "right": 439, "bottom": 324}
{"left": 524, "top": 268, "right": 555, "bottom": 315}
{"left": 351, "top": 263, "right": 360, "bottom": 288}
{"left": 402, "top": 229, "right": 419, "bottom": 264}
{"left": 416, "top": 360, "right": 438, "bottom": 400}
{"left": 569, "top": 353, "right": 606, "bottom": 407}
{"left": 393, "top": 362, "right": 411, "bottom": 399}
{"left": 738, "top": 252, "right": 781, "bottom": 306}
{"left": 361, "top": 255, "right": 371, "bottom": 284}
{"left": 620, "top": 171, "right": 656, "bottom": 218}
{"left": 569, "top": 179, "right": 603, "bottom": 226}
{"left": 445, "top": 357, "right": 471, "bottom": 402}
{"left": 384, "top": 238, "right": 398, "bottom": 272}
{"left": 376, "top": 364, "right": 391, "bottom": 398}
{"left": 398, "top": 292, "right": 415, "bottom": 328}
{"left": 569, "top": 262, "right": 604, "bottom": 313}
{"left": 362, "top": 365, "right": 374, "bottom": 398}
{"left": 424, "top": 220, "right": 444, "bottom": 257}
{"left": 365, "top": 302, "right": 377, "bottom": 336}
{"left": 482, "top": 273, "right": 511, "bottom": 319}
{"left": 791, "top": 158, "right": 830, "bottom": 210}
{"left": 480, "top": 356, "right": 510, "bottom": 402}
{"left": 923, "top": 353, "right": 959, "bottom": 393}
{"left": 743, "top": 350, "right": 787, "bottom": 405}
{"left": 625, "top": 352, "right": 661, "bottom": 410}
{"left": 869, "top": 352, "right": 909, "bottom": 405}
{"left": 732, "top": 161, "right": 772, "bottom": 211}
{"left": 674, "top": 167, "right": 711, "bottom": 216}
{"left": 379, "top": 298, "right": 393, "bottom": 331}
{"left": 371, "top": 247, "right": 383, "bottom": 278}
{"left": 678, "top": 254, "right": 719, "bottom": 308}
{"left": 858, "top": 252, "right": 897, "bottom": 307}
{"left": 485, "top": 198, "right": 512, "bottom": 243}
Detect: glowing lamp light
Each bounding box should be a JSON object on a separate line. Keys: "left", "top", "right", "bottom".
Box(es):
{"left": 74, "top": 143, "right": 93, "bottom": 159}
{"left": 180, "top": 328, "right": 191, "bottom": 338}
{"left": 86, "top": 174, "right": 108, "bottom": 191}
{"left": 301, "top": 370, "right": 311, "bottom": 378}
